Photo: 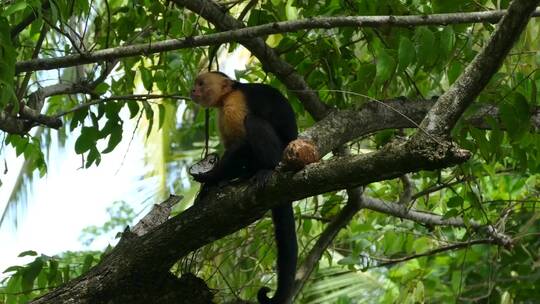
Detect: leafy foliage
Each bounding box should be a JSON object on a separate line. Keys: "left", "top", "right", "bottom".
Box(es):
{"left": 0, "top": 251, "right": 101, "bottom": 304}
{"left": 1, "top": 0, "right": 540, "bottom": 303}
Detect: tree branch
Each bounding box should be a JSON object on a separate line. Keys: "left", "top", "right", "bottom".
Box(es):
{"left": 360, "top": 195, "right": 512, "bottom": 247}
{"left": 14, "top": 8, "right": 539, "bottom": 103}
{"left": 28, "top": 125, "right": 470, "bottom": 302}
{"left": 364, "top": 239, "right": 495, "bottom": 269}
{"left": 303, "top": 99, "right": 540, "bottom": 158}
{"left": 53, "top": 94, "right": 189, "bottom": 118}
{"left": 416, "top": 0, "right": 540, "bottom": 137}
{"left": 15, "top": 10, "right": 540, "bottom": 73}
{"left": 290, "top": 188, "right": 363, "bottom": 302}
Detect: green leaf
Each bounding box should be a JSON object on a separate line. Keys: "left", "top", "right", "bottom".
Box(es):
{"left": 352, "top": 64, "right": 376, "bottom": 93}
{"left": 70, "top": 108, "right": 88, "bottom": 131}
{"left": 465, "top": 191, "right": 481, "bottom": 209}
{"left": 94, "top": 83, "right": 109, "bottom": 94}
{"left": 37, "top": 270, "right": 47, "bottom": 289}
{"left": 415, "top": 27, "right": 436, "bottom": 67}
{"left": 302, "top": 218, "right": 312, "bottom": 234}
{"left": 531, "top": 77, "right": 537, "bottom": 106}
{"left": 62, "top": 264, "right": 70, "bottom": 283}
{"left": 442, "top": 208, "right": 459, "bottom": 219}
{"left": 127, "top": 100, "right": 140, "bottom": 119}
{"left": 75, "top": 126, "right": 99, "bottom": 154}
{"left": 102, "top": 124, "right": 122, "bottom": 154}
{"left": 154, "top": 70, "right": 167, "bottom": 92}
{"left": 439, "top": 27, "right": 455, "bottom": 58}
{"left": 500, "top": 93, "right": 530, "bottom": 142}
{"left": 375, "top": 48, "right": 396, "bottom": 85}
{"left": 47, "top": 260, "right": 59, "bottom": 286}
{"left": 2, "top": 1, "right": 28, "bottom": 16}
{"left": 14, "top": 136, "right": 29, "bottom": 156}
{"left": 21, "top": 258, "right": 44, "bottom": 294}
{"left": 337, "top": 256, "right": 358, "bottom": 266}
{"left": 3, "top": 265, "right": 23, "bottom": 273}
{"left": 412, "top": 237, "right": 431, "bottom": 253}
{"left": 86, "top": 146, "right": 101, "bottom": 168}
{"left": 447, "top": 62, "right": 462, "bottom": 84}
{"left": 143, "top": 101, "right": 154, "bottom": 137}
{"left": 18, "top": 250, "right": 38, "bottom": 257}
{"left": 81, "top": 255, "right": 94, "bottom": 274}
{"left": 397, "top": 37, "right": 415, "bottom": 75}
{"left": 285, "top": 0, "right": 298, "bottom": 20}
{"left": 158, "top": 104, "right": 166, "bottom": 129}
{"left": 470, "top": 127, "right": 491, "bottom": 161}
{"left": 139, "top": 66, "right": 153, "bottom": 91}
{"left": 447, "top": 196, "right": 463, "bottom": 208}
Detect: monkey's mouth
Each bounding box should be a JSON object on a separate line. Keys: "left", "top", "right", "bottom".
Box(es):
{"left": 190, "top": 93, "right": 200, "bottom": 102}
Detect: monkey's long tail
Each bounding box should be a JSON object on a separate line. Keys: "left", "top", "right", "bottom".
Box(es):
{"left": 257, "top": 203, "right": 297, "bottom": 304}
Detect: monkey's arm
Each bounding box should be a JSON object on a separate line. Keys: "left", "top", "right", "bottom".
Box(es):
{"left": 192, "top": 141, "right": 251, "bottom": 184}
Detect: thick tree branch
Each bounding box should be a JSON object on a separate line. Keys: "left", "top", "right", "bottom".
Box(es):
{"left": 108, "top": 138, "right": 471, "bottom": 274}
{"left": 417, "top": 0, "right": 540, "bottom": 137}
{"left": 302, "top": 99, "right": 540, "bottom": 158}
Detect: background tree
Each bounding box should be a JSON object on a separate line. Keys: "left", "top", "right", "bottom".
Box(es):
{"left": 1, "top": 0, "right": 540, "bottom": 303}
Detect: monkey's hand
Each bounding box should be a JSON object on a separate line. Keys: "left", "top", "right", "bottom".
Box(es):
{"left": 189, "top": 153, "right": 219, "bottom": 182}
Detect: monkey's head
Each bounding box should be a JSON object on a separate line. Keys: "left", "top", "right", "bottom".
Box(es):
{"left": 191, "top": 72, "right": 234, "bottom": 108}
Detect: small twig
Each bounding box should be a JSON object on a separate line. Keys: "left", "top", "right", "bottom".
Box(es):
{"left": 365, "top": 239, "right": 494, "bottom": 269}
{"left": 42, "top": 17, "right": 84, "bottom": 55}
{"left": 238, "top": 0, "right": 257, "bottom": 21}
{"left": 104, "top": 0, "right": 111, "bottom": 48}
{"left": 16, "top": 24, "right": 49, "bottom": 102}
{"left": 114, "top": 110, "right": 143, "bottom": 175}
{"left": 299, "top": 215, "right": 331, "bottom": 223}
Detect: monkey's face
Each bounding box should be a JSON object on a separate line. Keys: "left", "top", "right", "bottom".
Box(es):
{"left": 191, "top": 73, "right": 232, "bottom": 108}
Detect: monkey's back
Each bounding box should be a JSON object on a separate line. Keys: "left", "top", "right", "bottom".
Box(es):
{"left": 234, "top": 82, "right": 298, "bottom": 145}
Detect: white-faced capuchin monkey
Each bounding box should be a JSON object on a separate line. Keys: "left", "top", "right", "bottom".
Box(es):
{"left": 190, "top": 71, "right": 298, "bottom": 304}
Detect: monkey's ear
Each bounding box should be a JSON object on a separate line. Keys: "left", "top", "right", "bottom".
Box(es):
{"left": 221, "top": 77, "right": 232, "bottom": 89}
